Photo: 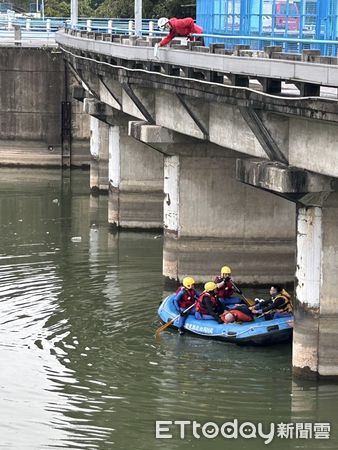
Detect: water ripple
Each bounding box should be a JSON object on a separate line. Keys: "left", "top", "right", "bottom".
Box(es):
{"left": 0, "top": 170, "right": 337, "bottom": 450}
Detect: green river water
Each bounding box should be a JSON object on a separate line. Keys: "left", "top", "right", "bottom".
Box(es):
{"left": 0, "top": 168, "right": 337, "bottom": 450}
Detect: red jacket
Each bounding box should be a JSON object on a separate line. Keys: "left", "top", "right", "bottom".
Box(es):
{"left": 159, "top": 17, "right": 203, "bottom": 47}
{"left": 230, "top": 309, "right": 253, "bottom": 322}
{"left": 221, "top": 308, "right": 253, "bottom": 323}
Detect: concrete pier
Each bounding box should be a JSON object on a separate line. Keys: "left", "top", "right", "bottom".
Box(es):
{"left": 108, "top": 124, "right": 163, "bottom": 229}
{"left": 85, "top": 104, "right": 163, "bottom": 229}
{"left": 69, "top": 85, "right": 91, "bottom": 167}
{"left": 89, "top": 116, "right": 109, "bottom": 192}
{"left": 293, "top": 193, "right": 338, "bottom": 379}
{"left": 128, "top": 121, "right": 296, "bottom": 284}
{"left": 163, "top": 154, "right": 296, "bottom": 284}
{"left": 237, "top": 159, "right": 338, "bottom": 378}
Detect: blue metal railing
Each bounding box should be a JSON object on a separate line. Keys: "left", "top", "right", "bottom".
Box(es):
{"left": 197, "top": 0, "right": 338, "bottom": 56}
{"left": 65, "top": 18, "right": 337, "bottom": 57}
{"left": 192, "top": 32, "right": 338, "bottom": 56}
{"left": 0, "top": 17, "right": 144, "bottom": 32}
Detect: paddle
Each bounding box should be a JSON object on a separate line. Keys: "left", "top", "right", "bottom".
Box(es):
{"left": 255, "top": 308, "right": 293, "bottom": 320}
{"left": 255, "top": 310, "right": 273, "bottom": 319}
{"left": 155, "top": 302, "right": 196, "bottom": 337}
{"left": 232, "top": 281, "right": 255, "bottom": 307}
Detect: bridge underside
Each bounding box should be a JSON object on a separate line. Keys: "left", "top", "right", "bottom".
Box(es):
{"left": 63, "top": 45, "right": 338, "bottom": 178}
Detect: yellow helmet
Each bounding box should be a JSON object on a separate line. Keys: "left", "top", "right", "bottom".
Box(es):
{"left": 221, "top": 265, "right": 231, "bottom": 276}
{"left": 183, "top": 276, "right": 195, "bottom": 289}
{"left": 204, "top": 281, "right": 217, "bottom": 292}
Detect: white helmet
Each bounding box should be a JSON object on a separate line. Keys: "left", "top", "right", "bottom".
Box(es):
{"left": 158, "top": 17, "right": 169, "bottom": 30}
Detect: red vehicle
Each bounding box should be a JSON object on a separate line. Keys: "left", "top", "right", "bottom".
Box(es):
{"left": 275, "top": 1, "right": 300, "bottom": 31}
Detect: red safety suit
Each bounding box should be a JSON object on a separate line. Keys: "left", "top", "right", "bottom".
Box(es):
{"left": 159, "top": 17, "right": 203, "bottom": 47}
{"left": 224, "top": 308, "right": 253, "bottom": 323}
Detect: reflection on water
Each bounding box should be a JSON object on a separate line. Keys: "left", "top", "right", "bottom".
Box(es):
{"left": 0, "top": 168, "right": 337, "bottom": 450}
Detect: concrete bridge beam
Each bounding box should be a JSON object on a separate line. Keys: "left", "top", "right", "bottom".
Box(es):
{"left": 236, "top": 159, "right": 336, "bottom": 199}
{"left": 288, "top": 119, "right": 338, "bottom": 178}
{"left": 79, "top": 70, "right": 323, "bottom": 169}
{"left": 98, "top": 76, "right": 123, "bottom": 111}
{"left": 120, "top": 84, "right": 155, "bottom": 123}
{"left": 128, "top": 121, "right": 182, "bottom": 155}
{"left": 84, "top": 97, "right": 128, "bottom": 126}
{"left": 128, "top": 121, "right": 224, "bottom": 156}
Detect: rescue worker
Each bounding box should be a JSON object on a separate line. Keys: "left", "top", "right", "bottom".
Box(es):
{"left": 220, "top": 305, "right": 254, "bottom": 323}
{"left": 195, "top": 282, "right": 223, "bottom": 323}
{"left": 157, "top": 17, "right": 203, "bottom": 48}
{"left": 173, "top": 276, "right": 198, "bottom": 335}
{"left": 214, "top": 265, "right": 236, "bottom": 307}
{"left": 250, "top": 285, "right": 293, "bottom": 319}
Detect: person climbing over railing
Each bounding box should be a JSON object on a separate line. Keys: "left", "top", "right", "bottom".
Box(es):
{"left": 154, "top": 17, "right": 203, "bottom": 57}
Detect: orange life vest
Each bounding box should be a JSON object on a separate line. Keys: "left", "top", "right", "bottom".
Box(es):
{"left": 274, "top": 290, "right": 293, "bottom": 313}
{"left": 196, "top": 292, "right": 218, "bottom": 315}
{"left": 175, "top": 287, "right": 196, "bottom": 309}
{"left": 214, "top": 276, "right": 235, "bottom": 298}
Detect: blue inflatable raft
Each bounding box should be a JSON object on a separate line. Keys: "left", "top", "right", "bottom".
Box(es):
{"left": 158, "top": 294, "right": 293, "bottom": 345}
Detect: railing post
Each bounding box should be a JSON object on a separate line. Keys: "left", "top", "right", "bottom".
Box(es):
{"left": 108, "top": 19, "right": 113, "bottom": 34}
{"left": 86, "top": 19, "right": 92, "bottom": 32}
{"left": 149, "top": 20, "right": 154, "bottom": 36}
{"left": 7, "top": 18, "right": 13, "bottom": 31}
{"left": 46, "top": 19, "right": 51, "bottom": 32}
{"left": 14, "top": 25, "right": 21, "bottom": 46}
{"left": 128, "top": 20, "right": 133, "bottom": 36}
{"left": 70, "top": 0, "right": 78, "bottom": 29}
{"left": 26, "top": 18, "right": 31, "bottom": 30}
{"left": 134, "top": 0, "right": 142, "bottom": 37}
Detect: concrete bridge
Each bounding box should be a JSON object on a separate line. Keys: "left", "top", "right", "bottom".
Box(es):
{"left": 0, "top": 27, "right": 337, "bottom": 379}
{"left": 53, "top": 29, "right": 338, "bottom": 380}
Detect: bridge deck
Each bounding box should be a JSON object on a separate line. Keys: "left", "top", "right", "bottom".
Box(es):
{"left": 56, "top": 31, "right": 338, "bottom": 97}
